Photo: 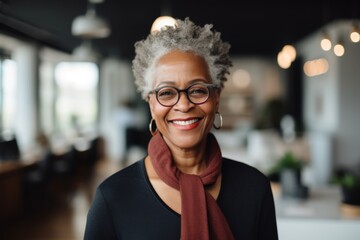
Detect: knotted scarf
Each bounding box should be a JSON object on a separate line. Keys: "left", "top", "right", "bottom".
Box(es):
{"left": 148, "top": 132, "right": 235, "bottom": 240}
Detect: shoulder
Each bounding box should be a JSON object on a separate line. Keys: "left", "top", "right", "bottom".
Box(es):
{"left": 219, "top": 158, "right": 273, "bottom": 210}
{"left": 222, "top": 158, "right": 271, "bottom": 190}
{"left": 222, "top": 158, "right": 267, "bottom": 178}
{"left": 97, "top": 159, "right": 145, "bottom": 195}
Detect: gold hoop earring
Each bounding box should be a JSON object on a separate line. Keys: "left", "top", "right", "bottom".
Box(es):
{"left": 213, "top": 112, "right": 223, "bottom": 130}
{"left": 149, "top": 118, "right": 158, "bottom": 136}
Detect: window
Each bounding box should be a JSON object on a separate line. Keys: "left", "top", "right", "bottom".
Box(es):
{"left": 39, "top": 61, "right": 56, "bottom": 136}
{"left": 53, "top": 62, "right": 99, "bottom": 137}
{"left": 0, "top": 57, "right": 17, "bottom": 133}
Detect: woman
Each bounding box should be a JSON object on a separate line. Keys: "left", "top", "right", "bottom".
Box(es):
{"left": 84, "top": 18, "right": 278, "bottom": 240}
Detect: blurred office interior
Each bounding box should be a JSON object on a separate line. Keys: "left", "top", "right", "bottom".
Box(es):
{"left": 0, "top": 1, "right": 360, "bottom": 239}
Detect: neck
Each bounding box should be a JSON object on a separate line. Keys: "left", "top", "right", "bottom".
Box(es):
{"left": 164, "top": 138, "right": 208, "bottom": 175}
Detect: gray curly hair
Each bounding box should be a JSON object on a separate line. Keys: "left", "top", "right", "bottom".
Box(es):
{"left": 132, "top": 17, "right": 232, "bottom": 99}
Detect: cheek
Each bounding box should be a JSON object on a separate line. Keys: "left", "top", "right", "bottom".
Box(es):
{"left": 148, "top": 97, "right": 157, "bottom": 119}
{"left": 213, "top": 91, "right": 221, "bottom": 111}
{"left": 201, "top": 102, "right": 217, "bottom": 124}
{"left": 203, "top": 96, "right": 220, "bottom": 125}
{"left": 207, "top": 94, "right": 220, "bottom": 114}
{"left": 206, "top": 106, "right": 217, "bottom": 122}
{"left": 148, "top": 97, "right": 167, "bottom": 120}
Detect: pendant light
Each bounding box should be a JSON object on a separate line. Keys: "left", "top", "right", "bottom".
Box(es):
{"left": 150, "top": 0, "right": 176, "bottom": 34}
{"left": 333, "top": 38, "right": 345, "bottom": 57}
{"left": 320, "top": 31, "right": 332, "bottom": 51}
{"left": 150, "top": 16, "right": 177, "bottom": 34}
{"left": 71, "top": 0, "right": 110, "bottom": 38}
{"left": 73, "top": 40, "right": 100, "bottom": 62}
{"left": 350, "top": 23, "right": 360, "bottom": 43}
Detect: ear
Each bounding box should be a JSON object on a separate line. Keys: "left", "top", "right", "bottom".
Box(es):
{"left": 148, "top": 95, "right": 156, "bottom": 119}
{"left": 214, "top": 88, "right": 221, "bottom": 111}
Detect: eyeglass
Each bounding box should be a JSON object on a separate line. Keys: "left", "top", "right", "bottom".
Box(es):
{"left": 149, "top": 83, "right": 218, "bottom": 107}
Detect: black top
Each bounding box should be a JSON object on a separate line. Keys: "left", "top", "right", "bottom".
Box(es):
{"left": 84, "top": 158, "right": 278, "bottom": 240}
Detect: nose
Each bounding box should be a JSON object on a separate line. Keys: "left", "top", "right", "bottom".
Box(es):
{"left": 174, "top": 92, "right": 194, "bottom": 111}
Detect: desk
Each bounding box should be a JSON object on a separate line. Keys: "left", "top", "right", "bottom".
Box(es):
{"left": 275, "top": 186, "right": 360, "bottom": 240}
{"left": 0, "top": 159, "right": 38, "bottom": 221}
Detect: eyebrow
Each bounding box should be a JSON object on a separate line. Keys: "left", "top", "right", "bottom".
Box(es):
{"left": 155, "top": 79, "right": 210, "bottom": 88}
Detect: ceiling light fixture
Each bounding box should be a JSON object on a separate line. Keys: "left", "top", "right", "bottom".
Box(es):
{"left": 350, "top": 24, "right": 360, "bottom": 43}
{"left": 282, "top": 44, "right": 297, "bottom": 62}
{"left": 320, "top": 31, "right": 332, "bottom": 51}
{"left": 72, "top": 40, "right": 100, "bottom": 62}
{"left": 150, "top": 16, "right": 177, "bottom": 34}
{"left": 333, "top": 38, "right": 345, "bottom": 57}
{"left": 150, "top": 0, "right": 176, "bottom": 34}
{"left": 303, "top": 58, "right": 329, "bottom": 77}
{"left": 277, "top": 44, "right": 296, "bottom": 69}
{"left": 71, "top": 0, "right": 110, "bottom": 38}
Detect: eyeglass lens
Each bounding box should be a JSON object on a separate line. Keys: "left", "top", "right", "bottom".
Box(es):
{"left": 156, "top": 84, "right": 211, "bottom": 106}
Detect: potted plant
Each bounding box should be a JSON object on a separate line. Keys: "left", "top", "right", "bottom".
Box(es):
{"left": 332, "top": 172, "right": 360, "bottom": 206}
{"left": 332, "top": 171, "right": 360, "bottom": 217}
{"left": 268, "top": 151, "right": 308, "bottom": 199}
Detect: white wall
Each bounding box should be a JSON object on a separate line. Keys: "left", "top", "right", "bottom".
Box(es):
{"left": 337, "top": 39, "right": 360, "bottom": 167}
{"left": 99, "top": 57, "right": 136, "bottom": 161}
{"left": 297, "top": 26, "right": 340, "bottom": 134}
{"left": 297, "top": 20, "right": 360, "bottom": 173}
{"left": 13, "top": 43, "right": 40, "bottom": 154}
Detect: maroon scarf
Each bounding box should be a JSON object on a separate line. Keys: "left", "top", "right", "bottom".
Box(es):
{"left": 148, "top": 132, "right": 234, "bottom": 240}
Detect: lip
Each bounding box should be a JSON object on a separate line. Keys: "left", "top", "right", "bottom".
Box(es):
{"left": 168, "top": 117, "right": 202, "bottom": 130}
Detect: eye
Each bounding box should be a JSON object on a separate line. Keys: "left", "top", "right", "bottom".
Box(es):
{"left": 157, "top": 87, "right": 177, "bottom": 100}
{"left": 188, "top": 85, "right": 209, "bottom": 97}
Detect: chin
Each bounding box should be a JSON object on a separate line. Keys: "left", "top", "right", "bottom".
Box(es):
{"left": 165, "top": 131, "right": 207, "bottom": 150}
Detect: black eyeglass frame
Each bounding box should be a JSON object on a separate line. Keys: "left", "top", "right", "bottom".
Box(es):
{"left": 148, "top": 82, "right": 218, "bottom": 107}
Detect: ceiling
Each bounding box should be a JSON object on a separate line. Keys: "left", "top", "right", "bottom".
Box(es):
{"left": 0, "top": 0, "right": 359, "bottom": 61}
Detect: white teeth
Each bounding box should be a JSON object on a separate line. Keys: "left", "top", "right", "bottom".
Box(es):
{"left": 173, "top": 119, "right": 199, "bottom": 125}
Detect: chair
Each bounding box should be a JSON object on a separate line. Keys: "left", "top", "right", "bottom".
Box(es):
{"left": 125, "top": 127, "right": 151, "bottom": 156}
{"left": 87, "top": 136, "right": 102, "bottom": 165}
{"left": 0, "top": 138, "right": 20, "bottom": 161}
{"left": 52, "top": 147, "right": 77, "bottom": 176}
{"left": 23, "top": 151, "right": 54, "bottom": 208}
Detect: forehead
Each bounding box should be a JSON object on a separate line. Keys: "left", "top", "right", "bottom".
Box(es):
{"left": 153, "top": 50, "right": 211, "bottom": 86}
{"left": 156, "top": 50, "right": 206, "bottom": 65}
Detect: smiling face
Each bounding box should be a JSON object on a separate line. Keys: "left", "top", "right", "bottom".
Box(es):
{"left": 148, "top": 50, "right": 220, "bottom": 151}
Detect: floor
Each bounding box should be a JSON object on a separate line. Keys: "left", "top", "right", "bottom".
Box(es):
{"left": 1, "top": 159, "right": 125, "bottom": 240}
